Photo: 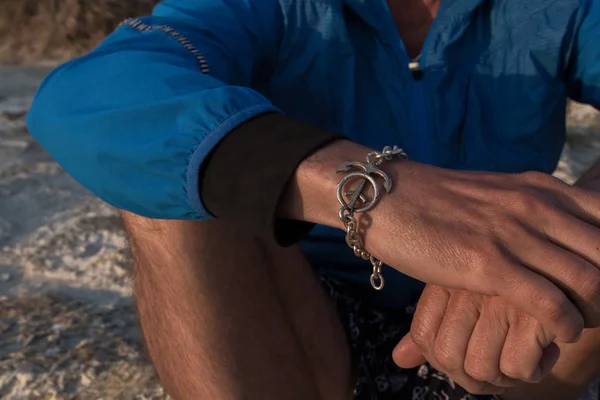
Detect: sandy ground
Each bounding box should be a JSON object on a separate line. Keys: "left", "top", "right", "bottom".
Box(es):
{"left": 0, "top": 66, "right": 167, "bottom": 399}
{"left": 0, "top": 65, "right": 599, "bottom": 399}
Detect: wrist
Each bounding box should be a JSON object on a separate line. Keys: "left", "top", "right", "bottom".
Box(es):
{"left": 278, "top": 139, "right": 375, "bottom": 229}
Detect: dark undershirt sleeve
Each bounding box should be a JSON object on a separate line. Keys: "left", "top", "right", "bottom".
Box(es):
{"left": 201, "top": 112, "right": 344, "bottom": 246}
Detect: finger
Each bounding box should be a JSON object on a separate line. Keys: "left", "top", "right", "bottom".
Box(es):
{"left": 491, "top": 261, "right": 584, "bottom": 343}
{"left": 395, "top": 285, "right": 448, "bottom": 368}
{"left": 464, "top": 299, "right": 519, "bottom": 387}
{"left": 432, "top": 291, "right": 480, "bottom": 378}
{"left": 499, "top": 318, "right": 558, "bottom": 383}
{"left": 426, "top": 354, "right": 506, "bottom": 396}
{"left": 393, "top": 335, "right": 426, "bottom": 368}
{"left": 554, "top": 184, "right": 600, "bottom": 228}
{"left": 426, "top": 292, "right": 505, "bottom": 396}
{"left": 517, "top": 231, "right": 600, "bottom": 328}
{"left": 537, "top": 342, "right": 561, "bottom": 378}
{"left": 541, "top": 208, "right": 600, "bottom": 269}
{"left": 519, "top": 171, "right": 600, "bottom": 227}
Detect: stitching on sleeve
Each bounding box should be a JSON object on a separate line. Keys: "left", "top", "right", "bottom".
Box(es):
{"left": 120, "top": 17, "right": 210, "bottom": 74}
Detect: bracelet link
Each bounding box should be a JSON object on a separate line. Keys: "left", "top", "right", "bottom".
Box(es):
{"left": 336, "top": 146, "right": 407, "bottom": 291}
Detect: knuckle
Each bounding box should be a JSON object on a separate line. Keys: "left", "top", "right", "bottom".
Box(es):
{"left": 511, "top": 189, "right": 544, "bottom": 214}
{"left": 432, "top": 342, "right": 456, "bottom": 372}
{"left": 464, "top": 359, "right": 498, "bottom": 383}
{"left": 470, "top": 248, "right": 518, "bottom": 294}
{"left": 504, "top": 304, "right": 530, "bottom": 329}
{"left": 576, "top": 270, "right": 600, "bottom": 328}
{"left": 520, "top": 171, "right": 556, "bottom": 186}
{"left": 579, "top": 270, "right": 600, "bottom": 305}
{"left": 541, "top": 294, "right": 569, "bottom": 321}
{"left": 410, "top": 324, "right": 433, "bottom": 349}
{"left": 468, "top": 240, "right": 504, "bottom": 270}
{"left": 454, "top": 289, "right": 475, "bottom": 306}
{"left": 501, "top": 217, "right": 528, "bottom": 238}
{"left": 538, "top": 294, "right": 582, "bottom": 341}
{"left": 536, "top": 323, "right": 557, "bottom": 349}
{"left": 500, "top": 360, "right": 538, "bottom": 382}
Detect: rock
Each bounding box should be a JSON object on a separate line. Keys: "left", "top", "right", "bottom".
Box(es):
{"left": 44, "top": 347, "right": 60, "bottom": 357}
{"left": 568, "top": 102, "right": 600, "bottom": 131}
{"left": 80, "top": 373, "right": 92, "bottom": 387}
{"left": 0, "top": 139, "right": 29, "bottom": 150}
{"left": 0, "top": 218, "right": 12, "bottom": 242}
{"left": 0, "top": 293, "right": 168, "bottom": 399}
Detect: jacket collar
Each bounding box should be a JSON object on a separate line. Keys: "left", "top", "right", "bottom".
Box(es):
{"left": 343, "top": 0, "right": 490, "bottom": 21}
{"left": 343, "top": 0, "right": 491, "bottom": 64}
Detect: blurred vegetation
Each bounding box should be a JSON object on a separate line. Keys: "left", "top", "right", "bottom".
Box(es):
{"left": 0, "top": 0, "right": 160, "bottom": 64}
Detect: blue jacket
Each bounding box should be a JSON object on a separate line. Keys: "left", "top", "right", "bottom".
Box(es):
{"left": 27, "top": 0, "right": 600, "bottom": 308}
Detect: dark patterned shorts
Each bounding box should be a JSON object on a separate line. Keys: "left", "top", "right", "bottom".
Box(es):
{"left": 320, "top": 276, "right": 500, "bottom": 400}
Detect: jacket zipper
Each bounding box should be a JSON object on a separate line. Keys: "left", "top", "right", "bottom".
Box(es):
{"left": 408, "top": 61, "right": 432, "bottom": 163}
{"left": 402, "top": 0, "right": 449, "bottom": 165}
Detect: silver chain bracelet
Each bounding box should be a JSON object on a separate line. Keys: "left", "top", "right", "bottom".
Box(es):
{"left": 336, "top": 146, "right": 407, "bottom": 290}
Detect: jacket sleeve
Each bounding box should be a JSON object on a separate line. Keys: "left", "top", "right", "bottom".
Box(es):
{"left": 26, "top": 0, "right": 283, "bottom": 220}
{"left": 565, "top": 0, "right": 600, "bottom": 108}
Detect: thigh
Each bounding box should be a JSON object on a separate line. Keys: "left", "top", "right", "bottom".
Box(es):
{"left": 124, "top": 215, "right": 353, "bottom": 400}
{"left": 261, "top": 243, "right": 355, "bottom": 400}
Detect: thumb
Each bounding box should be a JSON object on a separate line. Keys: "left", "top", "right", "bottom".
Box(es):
{"left": 393, "top": 333, "right": 427, "bottom": 368}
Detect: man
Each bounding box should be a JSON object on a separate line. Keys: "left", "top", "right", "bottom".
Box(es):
{"left": 26, "top": 0, "right": 600, "bottom": 398}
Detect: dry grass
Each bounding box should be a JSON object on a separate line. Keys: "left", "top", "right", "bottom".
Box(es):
{"left": 0, "top": 0, "right": 160, "bottom": 64}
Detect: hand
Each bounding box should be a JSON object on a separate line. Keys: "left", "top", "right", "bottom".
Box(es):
{"left": 365, "top": 161, "right": 600, "bottom": 342}
{"left": 283, "top": 140, "right": 600, "bottom": 342}
{"left": 393, "top": 285, "right": 561, "bottom": 395}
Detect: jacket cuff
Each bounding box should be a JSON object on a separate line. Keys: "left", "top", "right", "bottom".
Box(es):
{"left": 201, "top": 113, "right": 344, "bottom": 246}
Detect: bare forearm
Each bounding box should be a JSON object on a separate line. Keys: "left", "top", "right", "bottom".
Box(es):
{"left": 278, "top": 139, "right": 373, "bottom": 227}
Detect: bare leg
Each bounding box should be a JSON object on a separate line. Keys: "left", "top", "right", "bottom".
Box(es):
{"left": 121, "top": 212, "right": 353, "bottom": 400}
